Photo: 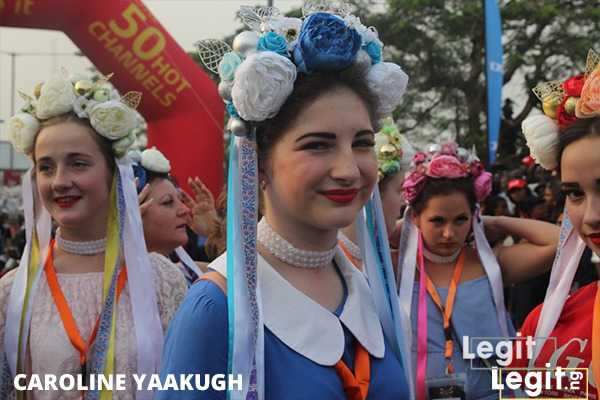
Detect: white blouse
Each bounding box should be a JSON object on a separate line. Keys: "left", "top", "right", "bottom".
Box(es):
{"left": 0, "top": 252, "right": 187, "bottom": 399}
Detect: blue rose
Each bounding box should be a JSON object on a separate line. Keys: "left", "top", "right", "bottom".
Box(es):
{"left": 218, "top": 52, "right": 242, "bottom": 81}
{"left": 226, "top": 102, "right": 239, "bottom": 118}
{"left": 292, "top": 12, "right": 361, "bottom": 73}
{"left": 364, "top": 41, "right": 382, "bottom": 64}
{"left": 257, "top": 32, "right": 289, "bottom": 57}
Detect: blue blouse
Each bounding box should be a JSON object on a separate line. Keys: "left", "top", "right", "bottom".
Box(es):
{"left": 158, "top": 276, "right": 410, "bottom": 399}
{"left": 411, "top": 276, "right": 516, "bottom": 400}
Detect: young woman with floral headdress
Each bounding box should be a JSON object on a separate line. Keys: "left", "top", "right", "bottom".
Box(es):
{"left": 397, "top": 142, "right": 559, "bottom": 400}
{"left": 511, "top": 49, "right": 600, "bottom": 399}
{"left": 338, "top": 117, "right": 415, "bottom": 270}
{"left": 0, "top": 72, "right": 187, "bottom": 399}
{"left": 159, "top": 3, "right": 413, "bottom": 399}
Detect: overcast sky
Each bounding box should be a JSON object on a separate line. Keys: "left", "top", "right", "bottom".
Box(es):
{"left": 0, "top": 0, "right": 304, "bottom": 141}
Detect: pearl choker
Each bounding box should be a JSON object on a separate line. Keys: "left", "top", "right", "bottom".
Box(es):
{"left": 338, "top": 231, "right": 362, "bottom": 261}
{"left": 422, "top": 246, "right": 461, "bottom": 264}
{"left": 55, "top": 229, "right": 107, "bottom": 256}
{"left": 257, "top": 219, "right": 336, "bottom": 269}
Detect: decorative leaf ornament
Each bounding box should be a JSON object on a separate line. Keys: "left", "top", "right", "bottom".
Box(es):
{"left": 302, "top": 0, "right": 352, "bottom": 17}
{"left": 238, "top": 5, "right": 281, "bottom": 32}
{"left": 194, "top": 39, "right": 232, "bottom": 74}
{"left": 532, "top": 80, "right": 565, "bottom": 103}
{"left": 121, "top": 91, "right": 142, "bottom": 110}
{"left": 584, "top": 48, "right": 600, "bottom": 77}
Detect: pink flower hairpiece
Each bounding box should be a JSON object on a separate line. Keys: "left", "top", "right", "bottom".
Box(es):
{"left": 402, "top": 143, "right": 492, "bottom": 204}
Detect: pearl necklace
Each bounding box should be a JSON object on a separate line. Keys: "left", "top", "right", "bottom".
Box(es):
{"left": 257, "top": 219, "right": 336, "bottom": 269}
{"left": 55, "top": 229, "right": 107, "bottom": 256}
{"left": 338, "top": 231, "right": 362, "bottom": 261}
{"left": 422, "top": 246, "right": 461, "bottom": 264}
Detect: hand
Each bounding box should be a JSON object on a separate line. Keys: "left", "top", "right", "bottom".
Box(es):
{"left": 138, "top": 183, "right": 153, "bottom": 216}
{"left": 181, "top": 177, "right": 219, "bottom": 237}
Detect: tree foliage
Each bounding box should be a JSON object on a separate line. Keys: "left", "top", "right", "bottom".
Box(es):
{"left": 351, "top": 0, "right": 600, "bottom": 162}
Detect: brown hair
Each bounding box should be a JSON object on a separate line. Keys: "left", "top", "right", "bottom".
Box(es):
{"left": 411, "top": 177, "right": 477, "bottom": 215}
{"left": 34, "top": 112, "right": 116, "bottom": 175}
{"left": 557, "top": 117, "right": 600, "bottom": 177}
{"left": 255, "top": 66, "right": 379, "bottom": 169}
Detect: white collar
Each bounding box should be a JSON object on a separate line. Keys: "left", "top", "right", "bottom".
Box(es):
{"left": 210, "top": 248, "right": 385, "bottom": 366}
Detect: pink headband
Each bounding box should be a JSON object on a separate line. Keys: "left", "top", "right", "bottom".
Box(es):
{"left": 402, "top": 142, "right": 492, "bottom": 205}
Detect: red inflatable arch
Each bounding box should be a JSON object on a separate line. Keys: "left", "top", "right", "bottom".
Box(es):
{"left": 0, "top": 0, "right": 224, "bottom": 195}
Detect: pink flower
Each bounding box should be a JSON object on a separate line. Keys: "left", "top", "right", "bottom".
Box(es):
{"left": 413, "top": 152, "right": 427, "bottom": 164}
{"left": 474, "top": 171, "right": 492, "bottom": 201}
{"left": 426, "top": 155, "right": 468, "bottom": 179}
{"left": 402, "top": 170, "right": 426, "bottom": 204}
{"left": 576, "top": 67, "right": 600, "bottom": 119}
{"left": 470, "top": 160, "right": 484, "bottom": 176}
{"left": 440, "top": 142, "right": 458, "bottom": 156}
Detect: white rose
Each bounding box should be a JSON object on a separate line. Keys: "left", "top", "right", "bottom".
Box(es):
{"left": 7, "top": 113, "right": 40, "bottom": 154}
{"left": 113, "top": 131, "right": 137, "bottom": 158}
{"left": 88, "top": 100, "right": 137, "bottom": 140}
{"left": 35, "top": 77, "right": 76, "bottom": 119}
{"left": 344, "top": 15, "right": 379, "bottom": 45}
{"left": 141, "top": 147, "right": 171, "bottom": 173}
{"left": 365, "top": 62, "right": 409, "bottom": 116}
{"left": 521, "top": 115, "right": 560, "bottom": 170}
{"left": 268, "top": 17, "right": 302, "bottom": 40}
{"left": 232, "top": 52, "right": 297, "bottom": 121}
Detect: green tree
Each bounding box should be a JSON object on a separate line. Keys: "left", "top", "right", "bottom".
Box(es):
{"left": 352, "top": 0, "right": 600, "bottom": 162}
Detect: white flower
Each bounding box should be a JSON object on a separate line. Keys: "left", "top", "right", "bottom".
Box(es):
{"left": 521, "top": 115, "right": 560, "bottom": 170}
{"left": 88, "top": 100, "right": 137, "bottom": 140}
{"left": 344, "top": 15, "right": 379, "bottom": 45}
{"left": 141, "top": 147, "right": 171, "bottom": 173}
{"left": 365, "top": 62, "right": 409, "bottom": 116}
{"left": 35, "top": 77, "right": 76, "bottom": 119}
{"left": 232, "top": 51, "right": 297, "bottom": 121}
{"left": 112, "top": 131, "right": 136, "bottom": 158}
{"left": 72, "top": 96, "right": 98, "bottom": 119}
{"left": 7, "top": 113, "right": 40, "bottom": 154}
{"left": 267, "top": 17, "right": 303, "bottom": 40}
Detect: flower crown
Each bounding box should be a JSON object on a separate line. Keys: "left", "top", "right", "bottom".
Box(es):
{"left": 402, "top": 142, "right": 492, "bottom": 205}
{"left": 195, "top": 1, "right": 409, "bottom": 137}
{"left": 522, "top": 49, "right": 600, "bottom": 170}
{"left": 7, "top": 70, "right": 142, "bottom": 158}
{"left": 130, "top": 147, "right": 171, "bottom": 191}
{"left": 374, "top": 117, "right": 414, "bottom": 180}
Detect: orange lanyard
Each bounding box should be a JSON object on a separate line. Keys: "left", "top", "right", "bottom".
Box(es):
{"left": 339, "top": 241, "right": 362, "bottom": 269}
{"left": 423, "top": 250, "right": 465, "bottom": 374}
{"left": 44, "top": 240, "right": 127, "bottom": 374}
{"left": 592, "top": 281, "right": 600, "bottom": 394}
{"left": 334, "top": 341, "right": 371, "bottom": 400}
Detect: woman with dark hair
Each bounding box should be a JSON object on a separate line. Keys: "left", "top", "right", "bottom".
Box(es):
{"left": 397, "top": 143, "right": 559, "bottom": 400}
{"left": 159, "top": 6, "right": 412, "bottom": 399}
{"left": 513, "top": 49, "right": 600, "bottom": 398}
{"left": 0, "top": 73, "right": 186, "bottom": 398}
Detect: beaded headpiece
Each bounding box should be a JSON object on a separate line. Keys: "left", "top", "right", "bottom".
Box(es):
{"left": 522, "top": 49, "right": 600, "bottom": 170}
{"left": 7, "top": 70, "right": 141, "bottom": 158}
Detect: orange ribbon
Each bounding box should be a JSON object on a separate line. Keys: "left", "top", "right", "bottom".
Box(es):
{"left": 334, "top": 341, "right": 371, "bottom": 400}
{"left": 423, "top": 250, "right": 465, "bottom": 374}
{"left": 44, "top": 240, "right": 127, "bottom": 372}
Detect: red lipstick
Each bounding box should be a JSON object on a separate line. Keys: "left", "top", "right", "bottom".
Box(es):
{"left": 589, "top": 233, "right": 600, "bottom": 246}
{"left": 55, "top": 196, "right": 80, "bottom": 209}
{"left": 321, "top": 189, "right": 359, "bottom": 204}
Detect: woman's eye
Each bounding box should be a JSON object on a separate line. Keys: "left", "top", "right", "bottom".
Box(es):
{"left": 162, "top": 199, "right": 174, "bottom": 206}
{"left": 37, "top": 164, "right": 52, "bottom": 174}
{"left": 455, "top": 217, "right": 468, "bottom": 225}
{"left": 563, "top": 190, "right": 584, "bottom": 202}
{"left": 72, "top": 160, "right": 88, "bottom": 168}
{"left": 301, "top": 142, "right": 331, "bottom": 151}
{"left": 353, "top": 139, "right": 375, "bottom": 148}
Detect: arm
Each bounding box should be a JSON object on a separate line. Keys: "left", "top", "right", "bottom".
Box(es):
{"left": 157, "top": 281, "right": 229, "bottom": 400}
{"left": 484, "top": 216, "right": 559, "bottom": 285}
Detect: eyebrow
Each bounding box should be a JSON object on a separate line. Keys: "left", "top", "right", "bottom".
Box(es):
{"left": 560, "top": 182, "right": 580, "bottom": 190}
{"left": 37, "top": 152, "right": 92, "bottom": 162}
{"left": 295, "top": 132, "right": 336, "bottom": 142}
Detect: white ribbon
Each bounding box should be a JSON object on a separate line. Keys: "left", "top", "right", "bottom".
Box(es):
{"left": 174, "top": 246, "right": 203, "bottom": 279}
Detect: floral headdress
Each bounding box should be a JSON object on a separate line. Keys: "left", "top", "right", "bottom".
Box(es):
{"left": 130, "top": 147, "right": 172, "bottom": 192}
{"left": 522, "top": 49, "right": 600, "bottom": 170}
{"left": 402, "top": 142, "right": 492, "bottom": 204}
{"left": 7, "top": 70, "right": 141, "bottom": 158}
{"left": 196, "top": 1, "right": 408, "bottom": 136}
{"left": 374, "top": 117, "right": 415, "bottom": 181}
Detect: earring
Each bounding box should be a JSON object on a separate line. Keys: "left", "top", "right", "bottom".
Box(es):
{"left": 260, "top": 180, "right": 267, "bottom": 190}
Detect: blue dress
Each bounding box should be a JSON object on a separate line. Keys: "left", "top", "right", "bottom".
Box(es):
{"left": 158, "top": 256, "right": 410, "bottom": 399}
{"left": 411, "top": 276, "right": 516, "bottom": 400}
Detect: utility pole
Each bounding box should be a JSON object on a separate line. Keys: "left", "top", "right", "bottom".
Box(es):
{"left": 268, "top": 0, "right": 273, "bottom": 7}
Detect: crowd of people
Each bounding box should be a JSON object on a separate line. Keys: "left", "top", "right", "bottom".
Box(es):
{"left": 0, "top": 3, "right": 598, "bottom": 400}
